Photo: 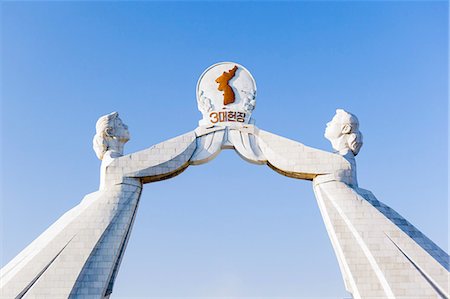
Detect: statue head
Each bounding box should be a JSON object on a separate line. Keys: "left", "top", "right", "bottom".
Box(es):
{"left": 325, "top": 109, "right": 363, "bottom": 156}
{"left": 93, "top": 112, "right": 130, "bottom": 160}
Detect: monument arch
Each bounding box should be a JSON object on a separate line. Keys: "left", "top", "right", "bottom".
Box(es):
{"left": 1, "top": 62, "right": 448, "bottom": 299}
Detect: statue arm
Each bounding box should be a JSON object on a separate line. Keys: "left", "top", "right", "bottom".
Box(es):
{"left": 256, "top": 129, "right": 351, "bottom": 180}
{"left": 109, "top": 131, "right": 197, "bottom": 183}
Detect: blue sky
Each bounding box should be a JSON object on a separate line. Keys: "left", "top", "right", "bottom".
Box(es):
{"left": 1, "top": 1, "right": 448, "bottom": 298}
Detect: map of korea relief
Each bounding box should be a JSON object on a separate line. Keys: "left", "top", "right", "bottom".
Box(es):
{"left": 215, "top": 65, "right": 238, "bottom": 105}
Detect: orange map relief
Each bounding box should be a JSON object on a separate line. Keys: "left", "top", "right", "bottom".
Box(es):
{"left": 215, "top": 65, "right": 238, "bottom": 105}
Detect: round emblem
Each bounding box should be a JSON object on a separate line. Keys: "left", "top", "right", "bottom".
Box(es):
{"left": 196, "top": 62, "right": 257, "bottom": 126}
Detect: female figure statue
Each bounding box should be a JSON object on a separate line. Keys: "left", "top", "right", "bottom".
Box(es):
{"left": 2, "top": 107, "right": 448, "bottom": 299}
{"left": 314, "top": 110, "right": 448, "bottom": 298}
{"left": 256, "top": 109, "right": 449, "bottom": 299}
{"left": 0, "top": 112, "right": 197, "bottom": 298}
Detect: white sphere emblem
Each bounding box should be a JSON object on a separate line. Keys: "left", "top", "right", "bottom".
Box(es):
{"left": 196, "top": 62, "right": 257, "bottom": 126}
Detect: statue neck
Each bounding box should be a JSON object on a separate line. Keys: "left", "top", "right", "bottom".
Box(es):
{"left": 107, "top": 140, "right": 124, "bottom": 158}
{"left": 338, "top": 148, "right": 352, "bottom": 156}
{"left": 328, "top": 137, "right": 358, "bottom": 187}
{"left": 99, "top": 147, "right": 123, "bottom": 190}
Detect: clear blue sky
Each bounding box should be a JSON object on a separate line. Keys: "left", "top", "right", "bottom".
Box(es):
{"left": 1, "top": 1, "right": 448, "bottom": 298}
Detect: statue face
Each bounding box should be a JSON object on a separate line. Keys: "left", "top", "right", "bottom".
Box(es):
{"left": 113, "top": 117, "right": 130, "bottom": 143}
{"left": 324, "top": 114, "right": 343, "bottom": 141}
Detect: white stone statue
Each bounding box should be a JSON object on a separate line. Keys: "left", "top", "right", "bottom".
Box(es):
{"left": 170, "top": 62, "right": 450, "bottom": 299}
{"left": 252, "top": 108, "right": 449, "bottom": 298}
{"left": 315, "top": 110, "right": 449, "bottom": 298}
{"left": 324, "top": 108, "right": 363, "bottom": 156}
{"left": 1, "top": 62, "right": 448, "bottom": 299}
{"left": 0, "top": 112, "right": 197, "bottom": 298}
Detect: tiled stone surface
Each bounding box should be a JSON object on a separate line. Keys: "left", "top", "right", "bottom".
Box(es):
{"left": 307, "top": 109, "right": 449, "bottom": 298}
{"left": 1, "top": 119, "right": 448, "bottom": 299}
{"left": 355, "top": 188, "right": 449, "bottom": 271}
{"left": 105, "top": 132, "right": 197, "bottom": 185}
{"left": 190, "top": 122, "right": 450, "bottom": 298}
{"left": 256, "top": 129, "right": 354, "bottom": 182}
{"left": 0, "top": 131, "right": 197, "bottom": 298}
{"left": 313, "top": 180, "right": 449, "bottom": 298}
{"left": 3, "top": 64, "right": 447, "bottom": 299}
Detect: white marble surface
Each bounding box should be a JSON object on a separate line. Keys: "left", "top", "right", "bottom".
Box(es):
{"left": 1, "top": 64, "right": 448, "bottom": 299}
{"left": 0, "top": 113, "right": 197, "bottom": 298}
